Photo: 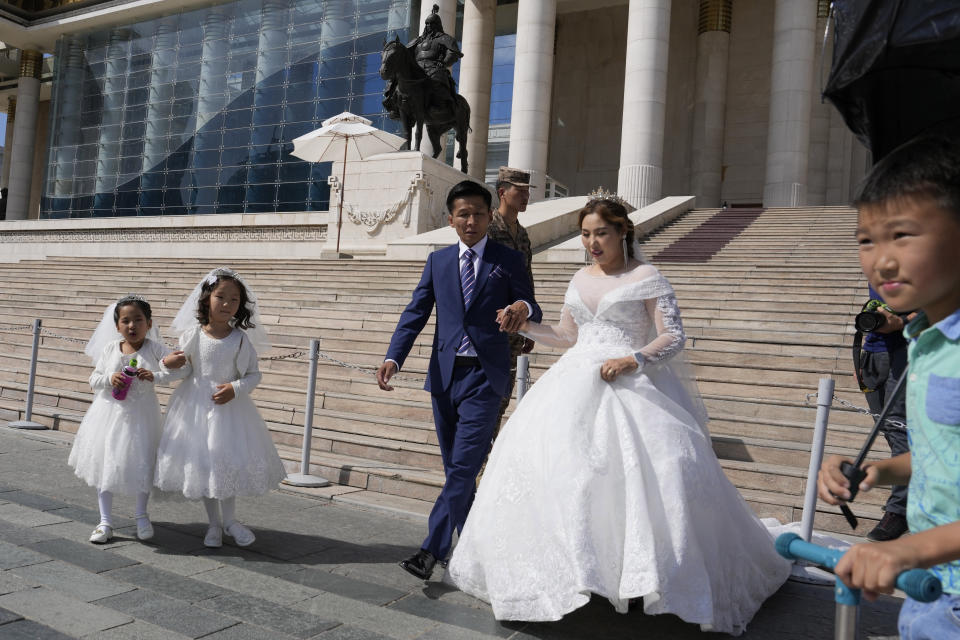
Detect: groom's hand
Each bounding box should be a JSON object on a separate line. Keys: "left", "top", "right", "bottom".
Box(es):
{"left": 497, "top": 301, "right": 528, "bottom": 333}
{"left": 376, "top": 360, "right": 398, "bottom": 391}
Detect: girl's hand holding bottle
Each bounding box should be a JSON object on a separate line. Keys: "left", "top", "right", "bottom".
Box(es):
{"left": 212, "top": 383, "right": 236, "bottom": 405}
{"left": 136, "top": 369, "right": 154, "bottom": 382}
{"left": 111, "top": 358, "right": 139, "bottom": 400}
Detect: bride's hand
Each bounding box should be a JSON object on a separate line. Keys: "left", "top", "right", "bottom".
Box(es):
{"left": 600, "top": 356, "right": 639, "bottom": 382}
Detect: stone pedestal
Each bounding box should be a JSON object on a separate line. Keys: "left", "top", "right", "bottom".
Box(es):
{"left": 321, "top": 151, "right": 470, "bottom": 258}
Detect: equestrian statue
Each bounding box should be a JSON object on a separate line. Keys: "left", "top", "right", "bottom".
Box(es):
{"left": 380, "top": 5, "right": 471, "bottom": 173}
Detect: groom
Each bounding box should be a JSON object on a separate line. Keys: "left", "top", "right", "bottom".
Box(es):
{"left": 376, "top": 179, "right": 542, "bottom": 580}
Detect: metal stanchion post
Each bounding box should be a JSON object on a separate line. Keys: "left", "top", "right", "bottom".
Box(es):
{"left": 516, "top": 354, "right": 529, "bottom": 402}
{"left": 283, "top": 339, "right": 330, "bottom": 487}
{"left": 801, "top": 377, "right": 834, "bottom": 541}
{"left": 10, "top": 319, "right": 46, "bottom": 430}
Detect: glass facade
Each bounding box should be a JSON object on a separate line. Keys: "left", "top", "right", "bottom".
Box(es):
{"left": 42, "top": 0, "right": 411, "bottom": 218}
{"left": 489, "top": 33, "right": 515, "bottom": 126}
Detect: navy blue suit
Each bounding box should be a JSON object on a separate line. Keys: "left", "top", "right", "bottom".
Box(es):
{"left": 385, "top": 238, "right": 542, "bottom": 560}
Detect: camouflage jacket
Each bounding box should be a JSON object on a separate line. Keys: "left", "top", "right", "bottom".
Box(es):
{"left": 488, "top": 210, "right": 534, "bottom": 295}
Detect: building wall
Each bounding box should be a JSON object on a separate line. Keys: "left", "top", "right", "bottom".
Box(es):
{"left": 547, "top": 4, "right": 627, "bottom": 196}
{"left": 661, "top": 0, "right": 698, "bottom": 198}
{"left": 720, "top": 0, "right": 774, "bottom": 205}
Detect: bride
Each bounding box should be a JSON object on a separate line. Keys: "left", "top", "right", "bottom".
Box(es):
{"left": 445, "top": 197, "right": 790, "bottom": 635}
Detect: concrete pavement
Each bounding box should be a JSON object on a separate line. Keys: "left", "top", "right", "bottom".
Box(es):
{"left": 0, "top": 426, "right": 902, "bottom": 639}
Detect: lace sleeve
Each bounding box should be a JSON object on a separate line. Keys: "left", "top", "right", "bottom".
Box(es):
{"left": 519, "top": 304, "right": 578, "bottom": 349}
{"left": 635, "top": 294, "right": 685, "bottom": 364}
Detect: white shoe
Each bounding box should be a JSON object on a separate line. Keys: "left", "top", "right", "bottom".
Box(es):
{"left": 204, "top": 526, "right": 222, "bottom": 548}
{"left": 89, "top": 524, "right": 112, "bottom": 544}
{"left": 225, "top": 522, "right": 255, "bottom": 547}
{"left": 136, "top": 517, "right": 154, "bottom": 541}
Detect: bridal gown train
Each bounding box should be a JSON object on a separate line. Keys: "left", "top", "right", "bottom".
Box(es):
{"left": 446, "top": 263, "right": 790, "bottom": 635}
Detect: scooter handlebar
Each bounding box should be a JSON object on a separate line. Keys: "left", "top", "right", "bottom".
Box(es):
{"left": 775, "top": 533, "right": 942, "bottom": 603}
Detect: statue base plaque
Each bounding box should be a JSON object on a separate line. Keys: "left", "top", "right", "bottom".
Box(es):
{"left": 320, "top": 151, "right": 470, "bottom": 258}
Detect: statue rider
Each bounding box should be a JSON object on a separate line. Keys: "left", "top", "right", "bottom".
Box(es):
{"left": 383, "top": 4, "right": 462, "bottom": 119}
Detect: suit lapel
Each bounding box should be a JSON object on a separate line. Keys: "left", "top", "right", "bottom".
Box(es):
{"left": 440, "top": 245, "right": 464, "bottom": 316}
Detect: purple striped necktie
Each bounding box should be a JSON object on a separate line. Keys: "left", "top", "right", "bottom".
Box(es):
{"left": 458, "top": 248, "right": 476, "bottom": 354}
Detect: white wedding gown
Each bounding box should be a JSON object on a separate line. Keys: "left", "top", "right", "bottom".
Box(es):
{"left": 155, "top": 325, "right": 286, "bottom": 499}
{"left": 69, "top": 338, "right": 170, "bottom": 495}
{"left": 446, "top": 263, "right": 790, "bottom": 635}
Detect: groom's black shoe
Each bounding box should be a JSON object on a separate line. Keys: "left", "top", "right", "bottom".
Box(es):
{"left": 399, "top": 549, "right": 437, "bottom": 580}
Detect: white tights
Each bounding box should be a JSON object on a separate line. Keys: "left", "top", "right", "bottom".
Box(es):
{"left": 202, "top": 497, "right": 237, "bottom": 529}
{"left": 97, "top": 490, "right": 149, "bottom": 528}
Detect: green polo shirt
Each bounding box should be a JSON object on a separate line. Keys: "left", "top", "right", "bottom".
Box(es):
{"left": 904, "top": 307, "right": 960, "bottom": 594}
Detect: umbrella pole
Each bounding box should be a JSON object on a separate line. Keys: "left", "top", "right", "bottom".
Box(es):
{"left": 336, "top": 138, "right": 348, "bottom": 255}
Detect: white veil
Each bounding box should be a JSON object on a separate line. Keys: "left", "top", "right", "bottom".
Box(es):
{"left": 170, "top": 267, "right": 271, "bottom": 353}
{"left": 84, "top": 296, "right": 164, "bottom": 363}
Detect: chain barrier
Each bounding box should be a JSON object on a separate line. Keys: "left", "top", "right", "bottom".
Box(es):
{"left": 314, "top": 350, "right": 425, "bottom": 383}
{"left": 0, "top": 321, "right": 426, "bottom": 383}
{"left": 0, "top": 323, "right": 35, "bottom": 332}
{"left": 39, "top": 328, "right": 89, "bottom": 344}
{"left": 804, "top": 391, "right": 907, "bottom": 430}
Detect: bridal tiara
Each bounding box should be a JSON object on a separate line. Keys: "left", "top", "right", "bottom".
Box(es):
{"left": 586, "top": 187, "right": 629, "bottom": 208}
{"left": 116, "top": 294, "right": 147, "bottom": 305}
{"left": 204, "top": 266, "right": 241, "bottom": 286}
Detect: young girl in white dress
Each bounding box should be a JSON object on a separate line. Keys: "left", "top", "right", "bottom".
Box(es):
{"left": 446, "top": 198, "right": 790, "bottom": 635}
{"left": 69, "top": 295, "right": 173, "bottom": 544}
{"left": 155, "top": 267, "right": 286, "bottom": 548}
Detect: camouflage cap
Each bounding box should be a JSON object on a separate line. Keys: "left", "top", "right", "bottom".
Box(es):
{"left": 497, "top": 166, "right": 535, "bottom": 188}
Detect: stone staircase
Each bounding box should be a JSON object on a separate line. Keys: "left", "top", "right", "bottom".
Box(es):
{"left": 0, "top": 204, "right": 888, "bottom": 535}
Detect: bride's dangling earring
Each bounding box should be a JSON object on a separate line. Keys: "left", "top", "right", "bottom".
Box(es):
{"left": 584, "top": 248, "right": 592, "bottom": 265}
{"left": 622, "top": 236, "right": 628, "bottom": 264}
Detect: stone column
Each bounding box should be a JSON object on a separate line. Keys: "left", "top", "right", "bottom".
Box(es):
{"left": 508, "top": 0, "right": 556, "bottom": 201}
{"left": 825, "top": 105, "right": 853, "bottom": 204}
{"left": 690, "top": 0, "right": 731, "bottom": 208}
{"left": 52, "top": 37, "right": 86, "bottom": 201}
{"left": 1, "top": 97, "right": 15, "bottom": 191}
{"left": 142, "top": 22, "right": 178, "bottom": 175}
{"left": 806, "top": 0, "right": 832, "bottom": 205}
{"left": 456, "top": 0, "right": 495, "bottom": 181}
{"left": 762, "top": 0, "right": 816, "bottom": 208}
{"left": 418, "top": 0, "right": 457, "bottom": 160}
{"left": 618, "top": 0, "right": 672, "bottom": 209}
{"left": 93, "top": 28, "right": 129, "bottom": 212}
{"left": 849, "top": 137, "right": 870, "bottom": 201}
{"left": 197, "top": 7, "right": 230, "bottom": 130}
{"left": 6, "top": 51, "right": 43, "bottom": 220}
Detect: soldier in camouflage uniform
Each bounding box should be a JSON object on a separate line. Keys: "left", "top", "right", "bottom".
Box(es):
{"left": 486, "top": 167, "right": 536, "bottom": 440}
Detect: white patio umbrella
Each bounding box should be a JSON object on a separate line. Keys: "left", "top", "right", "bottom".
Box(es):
{"left": 291, "top": 112, "right": 405, "bottom": 254}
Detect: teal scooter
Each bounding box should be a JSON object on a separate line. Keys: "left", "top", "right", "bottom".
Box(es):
{"left": 776, "top": 533, "right": 941, "bottom": 640}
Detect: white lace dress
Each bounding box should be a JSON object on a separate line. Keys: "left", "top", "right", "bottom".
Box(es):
{"left": 445, "top": 263, "right": 790, "bottom": 634}
{"left": 154, "top": 325, "right": 286, "bottom": 499}
{"left": 68, "top": 339, "right": 170, "bottom": 495}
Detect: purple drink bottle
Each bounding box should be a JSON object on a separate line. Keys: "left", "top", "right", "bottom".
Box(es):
{"left": 112, "top": 357, "right": 138, "bottom": 401}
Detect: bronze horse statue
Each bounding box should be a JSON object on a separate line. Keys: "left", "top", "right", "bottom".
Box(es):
{"left": 380, "top": 36, "right": 471, "bottom": 174}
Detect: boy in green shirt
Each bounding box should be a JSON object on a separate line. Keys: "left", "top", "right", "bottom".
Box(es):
{"left": 818, "top": 134, "right": 960, "bottom": 639}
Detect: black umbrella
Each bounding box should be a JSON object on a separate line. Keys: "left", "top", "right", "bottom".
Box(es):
{"left": 824, "top": 0, "right": 960, "bottom": 161}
